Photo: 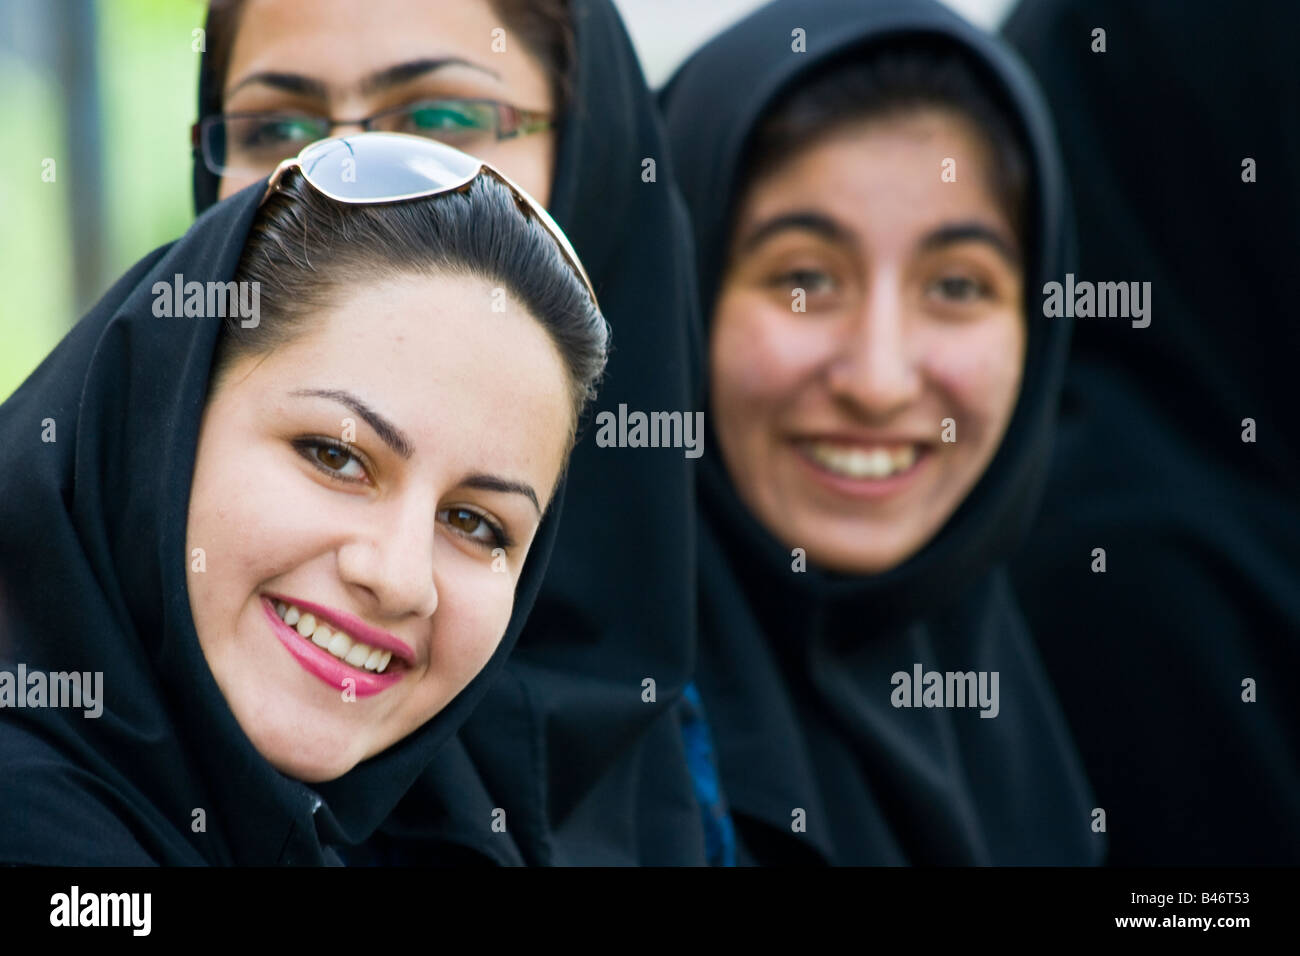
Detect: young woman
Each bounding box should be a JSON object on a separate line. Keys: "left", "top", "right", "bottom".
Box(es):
{"left": 662, "top": 0, "right": 1100, "bottom": 864}
{"left": 0, "top": 133, "right": 606, "bottom": 864}
{"left": 191, "top": 0, "right": 705, "bottom": 865}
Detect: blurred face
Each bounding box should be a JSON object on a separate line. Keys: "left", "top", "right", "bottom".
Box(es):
{"left": 186, "top": 273, "right": 572, "bottom": 782}
{"left": 710, "top": 110, "right": 1026, "bottom": 575}
{"left": 217, "top": 0, "right": 556, "bottom": 203}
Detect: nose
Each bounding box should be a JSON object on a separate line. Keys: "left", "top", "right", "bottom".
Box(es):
{"left": 328, "top": 120, "right": 369, "bottom": 136}
{"left": 336, "top": 496, "right": 439, "bottom": 621}
{"left": 824, "top": 272, "right": 922, "bottom": 417}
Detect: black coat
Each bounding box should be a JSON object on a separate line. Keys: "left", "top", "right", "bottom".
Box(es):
{"left": 1003, "top": 0, "right": 1300, "bottom": 864}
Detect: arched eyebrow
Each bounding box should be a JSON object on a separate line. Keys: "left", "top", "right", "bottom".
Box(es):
{"left": 225, "top": 58, "right": 500, "bottom": 101}
{"left": 460, "top": 474, "right": 541, "bottom": 516}
{"left": 226, "top": 71, "right": 328, "bottom": 101}
{"left": 736, "top": 211, "right": 858, "bottom": 256}
{"left": 361, "top": 57, "right": 500, "bottom": 95}
{"left": 919, "top": 222, "right": 1021, "bottom": 266}
{"left": 290, "top": 388, "right": 413, "bottom": 459}
{"left": 288, "top": 388, "right": 540, "bottom": 514}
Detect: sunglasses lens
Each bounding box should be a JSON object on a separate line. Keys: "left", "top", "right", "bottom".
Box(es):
{"left": 296, "top": 132, "right": 483, "bottom": 201}
{"left": 271, "top": 132, "right": 598, "bottom": 309}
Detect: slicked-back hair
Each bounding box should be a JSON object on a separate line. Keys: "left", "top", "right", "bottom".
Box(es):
{"left": 213, "top": 170, "right": 608, "bottom": 440}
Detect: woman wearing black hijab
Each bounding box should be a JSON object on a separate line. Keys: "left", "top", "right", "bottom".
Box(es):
{"left": 191, "top": 0, "right": 704, "bottom": 864}
{"left": 1002, "top": 0, "right": 1300, "bottom": 864}
{"left": 662, "top": 0, "right": 1100, "bottom": 864}
{"left": 0, "top": 134, "right": 607, "bottom": 864}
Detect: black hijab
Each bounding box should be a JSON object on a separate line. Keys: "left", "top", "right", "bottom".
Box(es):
{"left": 0, "top": 182, "right": 564, "bottom": 865}
{"left": 662, "top": 0, "right": 1100, "bottom": 864}
{"left": 194, "top": 0, "right": 705, "bottom": 864}
{"left": 1002, "top": 0, "right": 1300, "bottom": 863}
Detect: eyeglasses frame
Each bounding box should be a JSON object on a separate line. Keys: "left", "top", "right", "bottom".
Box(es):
{"left": 191, "top": 97, "right": 554, "bottom": 178}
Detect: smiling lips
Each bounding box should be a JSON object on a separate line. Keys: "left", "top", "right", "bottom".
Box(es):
{"left": 275, "top": 600, "right": 397, "bottom": 673}
{"left": 800, "top": 439, "right": 919, "bottom": 479}
{"left": 260, "top": 593, "right": 414, "bottom": 697}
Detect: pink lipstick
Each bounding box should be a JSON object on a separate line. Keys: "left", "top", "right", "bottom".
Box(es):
{"left": 260, "top": 596, "right": 408, "bottom": 697}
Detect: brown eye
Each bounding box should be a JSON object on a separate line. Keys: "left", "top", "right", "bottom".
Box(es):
{"left": 928, "top": 275, "right": 990, "bottom": 303}
{"left": 293, "top": 438, "right": 368, "bottom": 482}
{"left": 773, "top": 268, "right": 836, "bottom": 294}
{"left": 437, "top": 507, "right": 510, "bottom": 549}
{"left": 316, "top": 445, "right": 350, "bottom": 470}
{"left": 448, "top": 508, "right": 482, "bottom": 534}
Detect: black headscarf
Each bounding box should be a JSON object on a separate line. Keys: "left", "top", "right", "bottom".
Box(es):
{"left": 193, "top": 0, "right": 705, "bottom": 864}
{"left": 662, "top": 0, "right": 1100, "bottom": 864}
{"left": 1002, "top": 0, "right": 1300, "bottom": 863}
{"left": 0, "top": 182, "right": 564, "bottom": 865}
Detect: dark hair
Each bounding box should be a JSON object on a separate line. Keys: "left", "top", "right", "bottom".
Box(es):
{"left": 741, "top": 38, "right": 1030, "bottom": 251}
{"left": 212, "top": 170, "right": 608, "bottom": 442}
{"left": 486, "top": 0, "right": 575, "bottom": 112}
{"left": 204, "top": 0, "right": 574, "bottom": 116}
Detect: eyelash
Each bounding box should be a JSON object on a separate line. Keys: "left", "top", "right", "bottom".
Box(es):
{"left": 927, "top": 274, "right": 994, "bottom": 302}
{"left": 439, "top": 506, "right": 513, "bottom": 550}
{"left": 291, "top": 437, "right": 513, "bottom": 550}
{"left": 293, "top": 436, "right": 372, "bottom": 484}
{"left": 771, "top": 268, "right": 836, "bottom": 293}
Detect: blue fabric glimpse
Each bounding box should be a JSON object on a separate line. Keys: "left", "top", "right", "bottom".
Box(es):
{"left": 679, "top": 682, "right": 737, "bottom": 866}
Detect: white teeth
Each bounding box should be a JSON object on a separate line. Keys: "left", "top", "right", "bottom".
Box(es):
{"left": 806, "top": 441, "right": 920, "bottom": 479}
{"left": 274, "top": 600, "right": 400, "bottom": 674}
{"left": 893, "top": 445, "right": 917, "bottom": 471}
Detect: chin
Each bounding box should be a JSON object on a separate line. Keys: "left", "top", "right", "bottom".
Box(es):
{"left": 800, "top": 524, "right": 921, "bottom": 576}
{"left": 270, "top": 748, "right": 363, "bottom": 784}
{"left": 250, "top": 722, "right": 371, "bottom": 783}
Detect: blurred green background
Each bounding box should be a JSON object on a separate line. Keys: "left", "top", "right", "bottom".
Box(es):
{"left": 0, "top": 0, "right": 206, "bottom": 401}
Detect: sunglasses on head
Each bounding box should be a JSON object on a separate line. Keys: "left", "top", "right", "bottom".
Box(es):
{"left": 262, "top": 132, "right": 597, "bottom": 310}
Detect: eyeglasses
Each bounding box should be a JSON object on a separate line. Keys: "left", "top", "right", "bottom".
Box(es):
{"left": 193, "top": 98, "right": 553, "bottom": 179}
{"left": 262, "top": 132, "right": 597, "bottom": 309}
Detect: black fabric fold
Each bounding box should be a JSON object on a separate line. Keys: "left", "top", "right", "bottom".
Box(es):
{"left": 1002, "top": 0, "right": 1300, "bottom": 863}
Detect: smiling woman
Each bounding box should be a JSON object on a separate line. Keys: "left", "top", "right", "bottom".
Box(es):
{"left": 0, "top": 133, "right": 607, "bottom": 864}
{"left": 188, "top": 141, "right": 601, "bottom": 783}
{"left": 663, "top": 0, "right": 1098, "bottom": 865}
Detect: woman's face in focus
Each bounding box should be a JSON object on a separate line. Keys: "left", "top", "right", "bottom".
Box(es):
{"left": 218, "top": 0, "right": 556, "bottom": 204}
{"left": 185, "top": 273, "right": 572, "bottom": 782}
{"left": 710, "top": 110, "right": 1026, "bottom": 575}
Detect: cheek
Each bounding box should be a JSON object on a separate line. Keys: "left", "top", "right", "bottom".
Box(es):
{"left": 710, "top": 293, "right": 823, "bottom": 420}
{"left": 483, "top": 134, "right": 555, "bottom": 207}
{"left": 428, "top": 565, "right": 518, "bottom": 686}
{"left": 920, "top": 314, "right": 1025, "bottom": 437}
{"left": 187, "top": 429, "right": 327, "bottom": 615}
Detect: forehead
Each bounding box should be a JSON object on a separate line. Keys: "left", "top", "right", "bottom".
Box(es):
{"left": 738, "top": 110, "right": 1011, "bottom": 248}
{"left": 225, "top": 0, "right": 528, "bottom": 94}
{"left": 242, "top": 273, "right": 573, "bottom": 491}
